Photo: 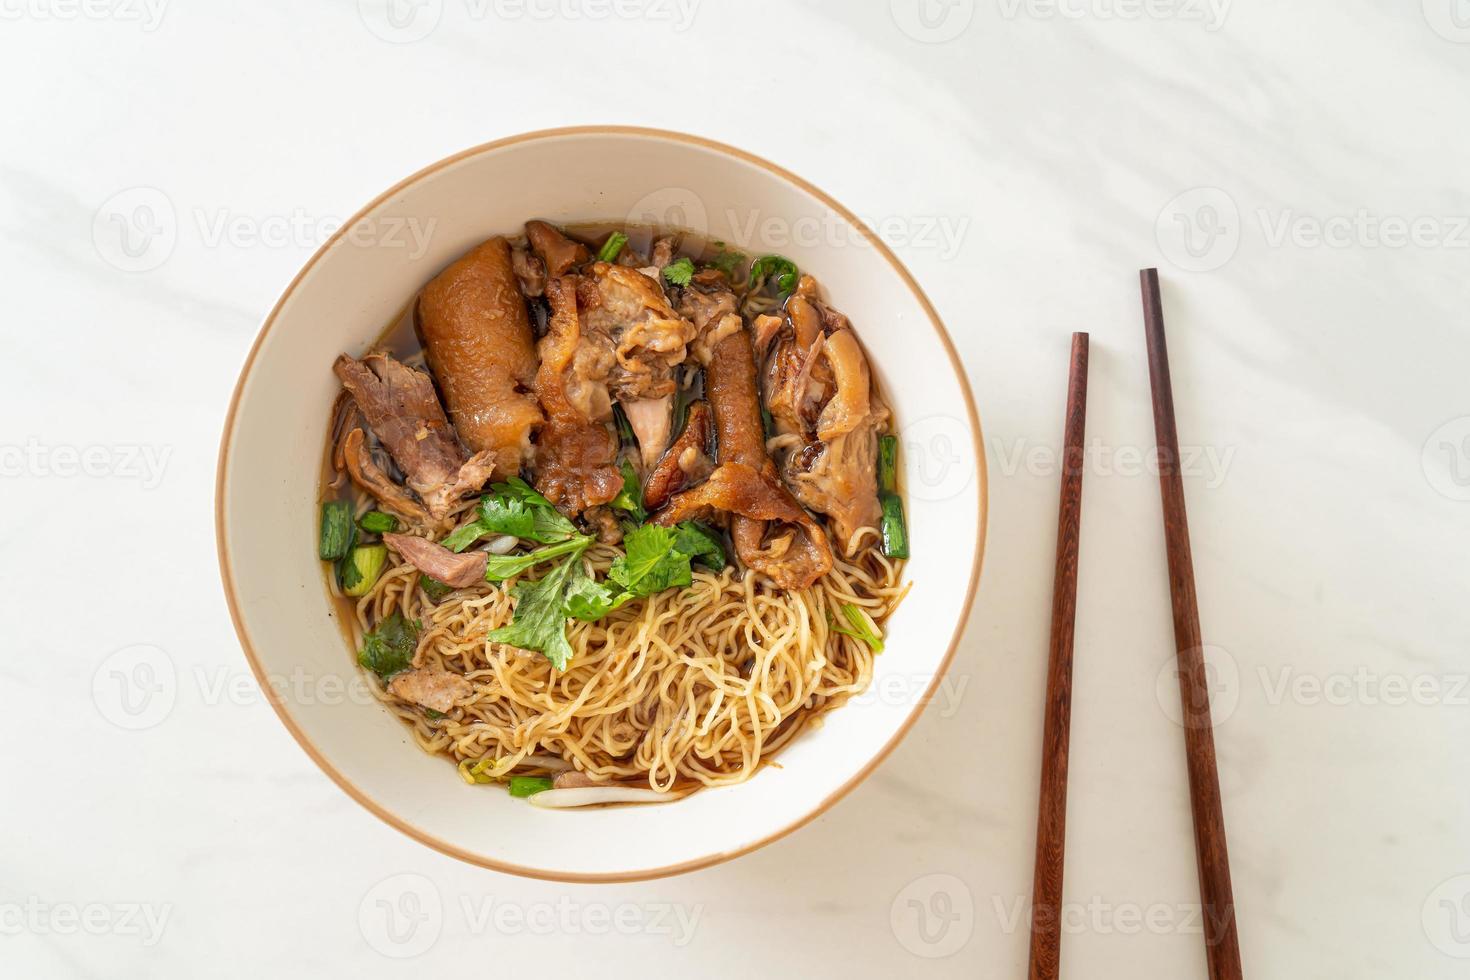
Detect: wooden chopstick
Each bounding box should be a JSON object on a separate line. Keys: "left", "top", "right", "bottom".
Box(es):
{"left": 1026, "top": 332, "right": 1089, "bottom": 980}
{"left": 1139, "top": 269, "right": 1244, "bottom": 980}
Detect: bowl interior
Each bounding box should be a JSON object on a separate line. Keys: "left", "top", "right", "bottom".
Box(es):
{"left": 218, "top": 129, "right": 983, "bottom": 880}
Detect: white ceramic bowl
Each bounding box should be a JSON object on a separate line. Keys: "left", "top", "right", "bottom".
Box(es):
{"left": 216, "top": 127, "right": 986, "bottom": 881}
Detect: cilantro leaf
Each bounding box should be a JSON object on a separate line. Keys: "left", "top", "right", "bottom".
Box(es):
{"left": 610, "top": 459, "right": 647, "bottom": 523}
{"left": 707, "top": 248, "right": 745, "bottom": 278}
{"left": 442, "top": 479, "right": 578, "bottom": 552}
{"left": 662, "top": 257, "right": 695, "bottom": 286}
{"left": 477, "top": 494, "right": 536, "bottom": 539}
{"left": 486, "top": 553, "right": 584, "bottom": 670}
{"left": 441, "top": 517, "right": 491, "bottom": 553}
{"left": 608, "top": 524, "right": 689, "bottom": 595}
{"left": 673, "top": 521, "right": 726, "bottom": 570}
{"left": 358, "top": 611, "right": 419, "bottom": 678}
{"left": 419, "top": 574, "right": 455, "bottom": 601}
{"left": 564, "top": 558, "right": 635, "bottom": 621}
{"left": 495, "top": 477, "right": 579, "bottom": 542}
{"left": 484, "top": 519, "right": 719, "bottom": 671}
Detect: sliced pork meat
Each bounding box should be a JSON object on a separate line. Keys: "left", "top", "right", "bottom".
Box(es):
{"left": 389, "top": 667, "right": 473, "bottom": 713}
{"left": 382, "top": 532, "right": 488, "bottom": 588}
{"left": 649, "top": 236, "right": 676, "bottom": 270}
{"left": 813, "top": 329, "right": 874, "bottom": 440}
{"left": 333, "top": 352, "right": 496, "bottom": 521}
{"left": 643, "top": 401, "right": 712, "bottom": 511}
{"left": 653, "top": 317, "right": 833, "bottom": 589}
{"left": 750, "top": 313, "right": 784, "bottom": 359}
{"left": 530, "top": 277, "right": 623, "bottom": 516}
{"left": 339, "top": 426, "right": 430, "bottom": 524}
{"left": 415, "top": 236, "right": 544, "bottom": 480}
{"left": 759, "top": 284, "right": 886, "bottom": 556}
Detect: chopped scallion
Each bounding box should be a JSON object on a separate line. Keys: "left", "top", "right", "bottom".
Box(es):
{"left": 832, "top": 603, "right": 885, "bottom": 653}
{"left": 319, "top": 500, "right": 354, "bottom": 560}
{"left": 878, "top": 435, "right": 899, "bottom": 496}
{"left": 358, "top": 510, "right": 397, "bottom": 534}
{"left": 596, "top": 231, "right": 628, "bottom": 263}
{"left": 341, "top": 544, "right": 388, "bottom": 596}
{"left": 879, "top": 492, "right": 908, "bottom": 560}
{"left": 748, "top": 254, "right": 799, "bottom": 294}
{"left": 508, "top": 775, "right": 554, "bottom": 798}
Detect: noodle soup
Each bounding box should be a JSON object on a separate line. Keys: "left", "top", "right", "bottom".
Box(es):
{"left": 318, "top": 221, "right": 908, "bottom": 808}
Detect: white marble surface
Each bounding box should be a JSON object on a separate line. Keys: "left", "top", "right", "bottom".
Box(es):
{"left": 3, "top": 2, "right": 1468, "bottom": 976}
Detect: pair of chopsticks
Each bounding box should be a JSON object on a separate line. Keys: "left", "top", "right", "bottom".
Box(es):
{"left": 1024, "top": 270, "right": 1243, "bottom": 980}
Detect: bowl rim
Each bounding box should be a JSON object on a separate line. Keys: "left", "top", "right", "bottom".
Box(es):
{"left": 215, "top": 125, "right": 988, "bottom": 883}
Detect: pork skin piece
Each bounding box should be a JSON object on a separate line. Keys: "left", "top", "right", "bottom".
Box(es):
{"left": 654, "top": 326, "right": 833, "bottom": 589}
{"left": 577, "top": 262, "right": 696, "bottom": 401}
{"left": 526, "top": 220, "right": 589, "bottom": 277}
{"left": 531, "top": 276, "right": 623, "bottom": 515}
{"left": 525, "top": 221, "right": 697, "bottom": 467}
{"left": 760, "top": 291, "right": 885, "bottom": 556}
{"left": 643, "top": 401, "right": 711, "bottom": 511}
{"left": 415, "top": 236, "right": 544, "bottom": 480}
